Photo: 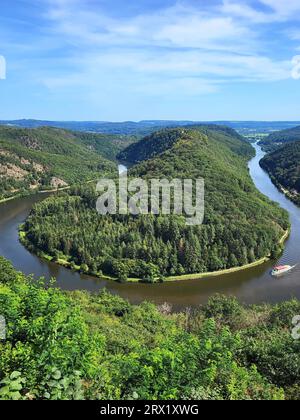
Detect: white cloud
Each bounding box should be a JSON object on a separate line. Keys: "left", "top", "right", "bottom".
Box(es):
{"left": 133, "top": 77, "right": 219, "bottom": 96}
{"left": 259, "top": 0, "right": 300, "bottom": 18}
{"left": 222, "top": 0, "right": 300, "bottom": 23}
{"left": 36, "top": 0, "right": 296, "bottom": 97}
{"left": 41, "top": 48, "right": 292, "bottom": 97}
{"left": 221, "top": 1, "right": 275, "bottom": 23}
{"left": 92, "top": 49, "right": 290, "bottom": 81}
{"left": 44, "top": 0, "right": 256, "bottom": 52}
{"left": 154, "top": 15, "right": 249, "bottom": 49}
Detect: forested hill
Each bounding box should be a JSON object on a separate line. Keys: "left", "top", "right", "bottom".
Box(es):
{"left": 2, "top": 119, "right": 300, "bottom": 136}
{"left": 0, "top": 126, "right": 127, "bottom": 200}
{"left": 259, "top": 125, "right": 300, "bottom": 152}
{"left": 118, "top": 125, "right": 251, "bottom": 164}
{"left": 260, "top": 141, "right": 300, "bottom": 205}
{"left": 22, "top": 127, "right": 289, "bottom": 281}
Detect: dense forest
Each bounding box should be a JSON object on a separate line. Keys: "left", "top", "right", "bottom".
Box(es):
{"left": 1, "top": 256, "right": 300, "bottom": 400}
{"left": 0, "top": 125, "right": 133, "bottom": 201}
{"left": 260, "top": 141, "right": 300, "bottom": 206}
{"left": 259, "top": 125, "right": 300, "bottom": 152}
{"left": 21, "top": 127, "right": 289, "bottom": 282}
{"left": 118, "top": 125, "right": 248, "bottom": 163}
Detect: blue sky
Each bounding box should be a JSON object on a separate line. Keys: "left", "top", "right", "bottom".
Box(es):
{"left": 0, "top": 0, "right": 300, "bottom": 121}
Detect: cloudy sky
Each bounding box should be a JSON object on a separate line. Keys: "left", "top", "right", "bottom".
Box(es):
{"left": 0, "top": 0, "right": 300, "bottom": 121}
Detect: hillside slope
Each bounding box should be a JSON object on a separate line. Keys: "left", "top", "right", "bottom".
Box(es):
{"left": 74, "top": 131, "right": 137, "bottom": 161}
{"left": 2, "top": 256, "right": 300, "bottom": 400}
{"left": 260, "top": 141, "right": 300, "bottom": 205}
{"left": 2, "top": 119, "right": 300, "bottom": 137}
{"left": 0, "top": 126, "right": 118, "bottom": 200}
{"left": 259, "top": 125, "right": 300, "bottom": 152}
{"left": 118, "top": 125, "right": 250, "bottom": 163}
{"left": 22, "top": 127, "right": 289, "bottom": 281}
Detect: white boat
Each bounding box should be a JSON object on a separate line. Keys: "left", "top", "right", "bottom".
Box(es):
{"left": 271, "top": 265, "right": 295, "bottom": 277}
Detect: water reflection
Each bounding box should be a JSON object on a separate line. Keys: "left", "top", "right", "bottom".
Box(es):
{"left": 0, "top": 145, "right": 299, "bottom": 310}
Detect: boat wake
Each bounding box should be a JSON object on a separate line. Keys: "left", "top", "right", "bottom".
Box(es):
{"left": 271, "top": 263, "right": 299, "bottom": 278}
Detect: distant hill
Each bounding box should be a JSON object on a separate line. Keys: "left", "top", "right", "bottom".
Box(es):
{"left": 118, "top": 125, "right": 249, "bottom": 164}
{"left": 0, "top": 119, "right": 164, "bottom": 136}
{"left": 0, "top": 126, "right": 117, "bottom": 200}
{"left": 73, "top": 131, "right": 137, "bottom": 161}
{"left": 2, "top": 119, "right": 300, "bottom": 136}
{"left": 118, "top": 128, "right": 186, "bottom": 163}
{"left": 259, "top": 125, "right": 300, "bottom": 152}
{"left": 260, "top": 141, "right": 300, "bottom": 205}
{"left": 22, "top": 126, "right": 289, "bottom": 280}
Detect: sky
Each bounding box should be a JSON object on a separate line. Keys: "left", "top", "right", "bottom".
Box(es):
{"left": 0, "top": 0, "right": 300, "bottom": 121}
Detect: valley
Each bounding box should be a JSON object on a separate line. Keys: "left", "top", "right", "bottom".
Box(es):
{"left": 0, "top": 126, "right": 134, "bottom": 201}
{"left": 259, "top": 125, "right": 300, "bottom": 152}
{"left": 19, "top": 126, "right": 288, "bottom": 283}
{"left": 260, "top": 141, "right": 300, "bottom": 206}
{"left": 1, "top": 122, "right": 300, "bottom": 402}
{"left": 2, "top": 0, "right": 300, "bottom": 402}
{"left": 0, "top": 125, "right": 299, "bottom": 308}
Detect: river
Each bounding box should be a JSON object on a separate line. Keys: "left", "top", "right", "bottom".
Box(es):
{"left": 0, "top": 144, "right": 299, "bottom": 310}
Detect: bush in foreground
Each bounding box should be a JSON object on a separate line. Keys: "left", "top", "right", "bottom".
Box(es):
{"left": 1, "top": 257, "right": 299, "bottom": 400}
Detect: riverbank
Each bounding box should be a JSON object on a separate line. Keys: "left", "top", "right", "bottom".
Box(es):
{"left": 0, "top": 196, "right": 19, "bottom": 204}
{"left": 1, "top": 142, "right": 298, "bottom": 308}
{"left": 0, "top": 177, "right": 101, "bottom": 204}
{"left": 275, "top": 183, "right": 299, "bottom": 207}
{"left": 19, "top": 226, "right": 290, "bottom": 284}
{"left": 155, "top": 228, "right": 290, "bottom": 282}
{"left": 0, "top": 190, "right": 45, "bottom": 204}
{"left": 0, "top": 188, "right": 62, "bottom": 205}
{"left": 259, "top": 163, "right": 300, "bottom": 207}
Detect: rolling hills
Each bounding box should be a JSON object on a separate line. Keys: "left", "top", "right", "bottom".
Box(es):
{"left": 2, "top": 119, "right": 300, "bottom": 136}
{"left": 259, "top": 125, "right": 300, "bottom": 152}
{"left": 21, "top": 126, "right": 289, "bottom": 281}
{"left": 0, "top": 125, "right": 131, "bottom": 200}
{"left": 118, "top": 125, "right": 251, "bottom": 164}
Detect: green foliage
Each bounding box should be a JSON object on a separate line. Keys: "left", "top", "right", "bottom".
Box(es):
{"left": 118, "top": 126, "right": 251, "bottom": 164}
{"left": 202, "top": 294, "right": 244, "bottom": 328}
{"left": 0, "top": 257, "right": 297, "bottom": 400}
{"left": 259, "top": 125, "right": 300, "bottom": 152}
{"left": 38, "top": 369, "right": 84, "bottom": 400}
{"left": 268, "top": 299, "right": 300, "bottom": 328}
{"left": 260, "top": 141, "right": 300, "bottom": 205}
{"left": 22, "top": 128, "right": 289, "bottom": 279}
{"left": 0, "top": 371, "right": 26, "bottom": 400}
{"left": 75, "top": 131, "right": 137, "bottom": 161}
{"left": 118, "top": 128, "right": 189, "bottom": 163}
{"left": 0, "top": 125, "right": 118, "bottom": 200}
